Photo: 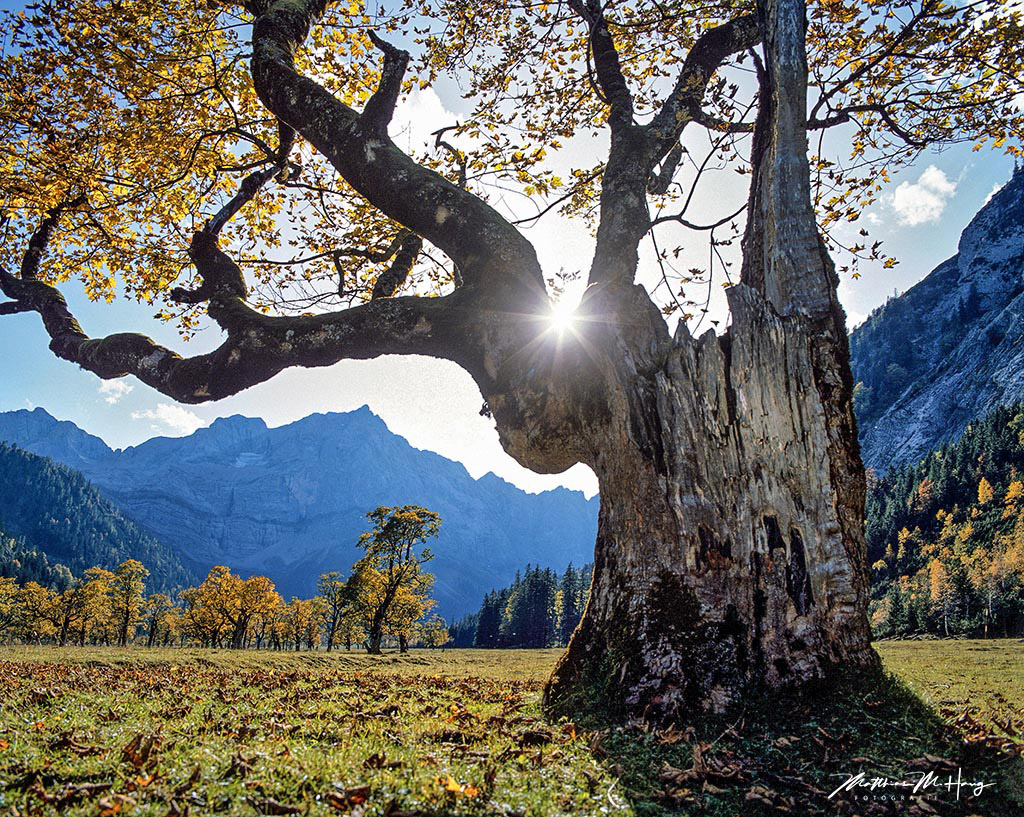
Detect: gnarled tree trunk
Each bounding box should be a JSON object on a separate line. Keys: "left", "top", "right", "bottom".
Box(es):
{"left": 540, "top": 283, "right": 876, "bottom": 720}
{"left": 539, "top": 0, "right": 877, "bottom": 720}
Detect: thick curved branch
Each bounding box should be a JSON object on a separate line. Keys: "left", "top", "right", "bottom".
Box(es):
{"left": 249, "top": 0, "right": 544, "bottom": 300}
{"left": 647, "top": 13, "right": 760, "bottom": 163}
{"left": 3, "top": 242, "right": 473, "bottom": 405}
{"left": 1, "top": 181, "right": 481, "bottom": 405}
{"left": 4, "top": 4, "right": 594, "bottom": 470}
{"left": 567, "top": 0, "right": 634, "bottom": 131}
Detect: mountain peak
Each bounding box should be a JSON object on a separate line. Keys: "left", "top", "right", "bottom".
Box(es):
{"left": 0, "top": 407, "right": 112, "bottom": 465}
{"left": 274, "top": 406, "right": 392, "bottom": 439}
{"left": 956, "top": 169, "right": 1024, "bottom": 298}
{"left": 5, "top": 406, "right": 60, "bottom": 426}
{"left": 209, "top": 414, "right": 268, "bottom": 432}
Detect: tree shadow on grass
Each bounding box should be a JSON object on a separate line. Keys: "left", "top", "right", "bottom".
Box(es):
{"left": 580, "top": 668, "right": 1023, "bottom": 816}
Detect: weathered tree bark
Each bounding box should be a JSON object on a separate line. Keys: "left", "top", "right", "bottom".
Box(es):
{"left": 541, "top": 282, "right": 875, "bottom": 719}
{"left": 542, "top": 0, "right": 876, "bottom": 720}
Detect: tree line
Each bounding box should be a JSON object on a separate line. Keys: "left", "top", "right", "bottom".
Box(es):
{"left": 0, "top": 506, "right": 451, "bottom": 652}
{"left": 868, "top": 405, "right": 1024, "bottom": 638}
{"left": 0, "top": 527, "right": 73, "bottom": 591}
{"left": 15, "top": 401, "right": 1024, "bottom": 651}
{"left": 449, "top": 563, "right": 593, "bottom": 649}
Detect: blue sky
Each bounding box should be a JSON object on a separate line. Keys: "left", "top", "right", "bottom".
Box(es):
{"left": 0, "top": 7, "right": 1017, "bottom": 498}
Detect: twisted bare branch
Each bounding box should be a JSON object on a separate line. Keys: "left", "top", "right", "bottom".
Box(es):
{"left": 1, "top": 205, "right": 467, "bottom": 402}
{"left": 647, "top": 14, "right": 760, "bottom": 164}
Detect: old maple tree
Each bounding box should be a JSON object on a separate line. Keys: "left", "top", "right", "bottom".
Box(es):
{"left": 1, "top": 0, "right": 1020, "bottom": 719}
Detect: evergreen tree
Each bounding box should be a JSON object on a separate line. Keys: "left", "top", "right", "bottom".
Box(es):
{"left": 474, "top": 591, "right": 504, "bottom": 648}
{"left": 500, "top": 566, "right": 556, "bottom": 648}
{"left": 558, "top": 564, "right": 581, "bottom": 644}
{"left": 449, "top": 613, "right": 478, "bottom": 648}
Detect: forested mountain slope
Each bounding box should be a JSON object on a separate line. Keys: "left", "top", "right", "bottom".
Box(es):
{"left": 867, "top": 404, "right": 1024, "bottom": 637}
{"left": 0, "top": 525, "right": 73, "bottom": 590}
{"left": 0, "top": 443, "right": 193, "bottom": 594}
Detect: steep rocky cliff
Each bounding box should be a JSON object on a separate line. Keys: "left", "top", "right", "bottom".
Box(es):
{"left": 0, "top": 407, "right": 598, "bottom": 617}
{"left": 850, "top": 167, "right": 1024, "bottom": 471}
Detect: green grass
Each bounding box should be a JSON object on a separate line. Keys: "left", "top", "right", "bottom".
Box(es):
{"left": 0, "top": 643, "right": 1021, "bottom": 816}
{"left": 0, "top": 645, "right": 562, "bottom": 680}
{"left": 876, "top": 639, "right": 1024, "bottom": 752}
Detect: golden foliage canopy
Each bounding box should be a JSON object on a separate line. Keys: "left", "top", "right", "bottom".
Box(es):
{"left": 0, "top": 0, "right": 1021, "bottom": 338}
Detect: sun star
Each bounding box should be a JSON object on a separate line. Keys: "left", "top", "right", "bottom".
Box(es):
{"left": 547, "top": 298, "right": 578, "bottom": 338}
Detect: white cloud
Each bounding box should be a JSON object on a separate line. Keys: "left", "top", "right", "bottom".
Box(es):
{"left": 890, "top": 165, "right": 957, "bottom": 226}
{"left": 844, "top": 309, "right": 868, "bottom": 330}
{"left": 131, "top": 403, "right": 206, "bottom": 436}
{"left": 390, "top": 88, "right": 459, "bottom": 156}
{"left": 984, "top": 182, "right": 1002, "bottom": 205}
{"left": 99, "top": 380, "right": 134, "bottom": 405}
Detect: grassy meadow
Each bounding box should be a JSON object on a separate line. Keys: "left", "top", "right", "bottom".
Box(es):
{"left": 0, "top": 642, "right": 1021, "bottom": 816}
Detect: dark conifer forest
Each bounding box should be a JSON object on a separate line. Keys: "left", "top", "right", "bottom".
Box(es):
{"left": 449, "top": 563, "right": 593, "bottom": 648}
{"left": 0, "top": 444, "right": 193, "bottom": 594}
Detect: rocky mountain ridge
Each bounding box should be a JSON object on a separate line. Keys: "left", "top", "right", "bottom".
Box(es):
{"left": 850, "top": 166, "right": 1024, "bottom": 471}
